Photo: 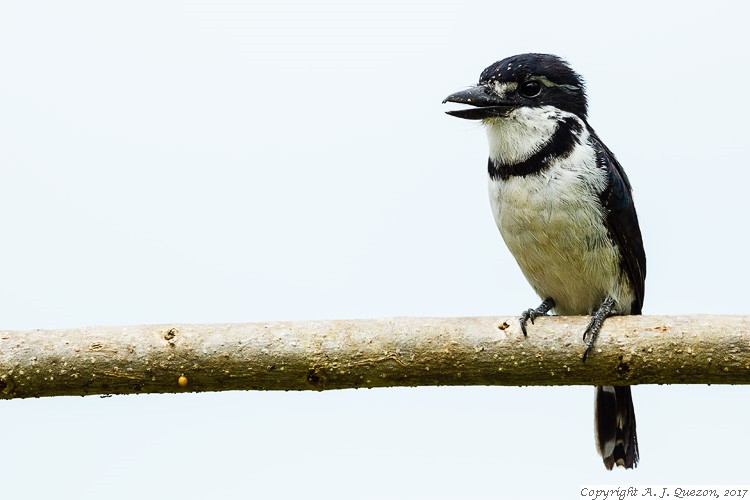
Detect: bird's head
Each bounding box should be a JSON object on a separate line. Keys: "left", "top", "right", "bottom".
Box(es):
{"left": 443, "top": 53, "right": 588, "bottom": 121}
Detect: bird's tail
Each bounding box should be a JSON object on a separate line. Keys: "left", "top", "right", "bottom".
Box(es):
{"left": 595, "top": 386, "right": 639, "bottom": 469}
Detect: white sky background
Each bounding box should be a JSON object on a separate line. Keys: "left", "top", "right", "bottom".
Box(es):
{"left": 1, "top": 1, "right": 749, "bottom": 498}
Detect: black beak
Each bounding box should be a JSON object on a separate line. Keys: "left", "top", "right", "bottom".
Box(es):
{"left": 442, "top": 85, "right": 513, "bottom": 120}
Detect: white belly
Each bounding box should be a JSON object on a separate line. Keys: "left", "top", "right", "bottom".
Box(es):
{"left": 488, "top": 158, "right": 634, "bottom": 315}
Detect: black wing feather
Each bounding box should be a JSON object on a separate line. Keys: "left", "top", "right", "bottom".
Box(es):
{"left": 589, "top": 127, "right": 645, "bottom": 469}
{"left": 588, "top": 127, "right": 646, "bottom": 314}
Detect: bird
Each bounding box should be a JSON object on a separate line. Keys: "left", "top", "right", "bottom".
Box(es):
{"left": 443, "top": 53, "right": 646, "bottom": 469}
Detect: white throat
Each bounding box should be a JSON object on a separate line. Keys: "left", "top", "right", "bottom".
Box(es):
{"left": 484, "top": 105, "right": 565, "bottom": 165}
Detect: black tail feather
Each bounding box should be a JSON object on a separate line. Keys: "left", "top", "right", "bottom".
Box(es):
{"left": 595, "top": 386, "right": 638, "bottom": 469}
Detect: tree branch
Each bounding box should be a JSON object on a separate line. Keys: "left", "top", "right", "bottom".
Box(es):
{"left": 2, "top": 315, "right": 749, "bottom": 399}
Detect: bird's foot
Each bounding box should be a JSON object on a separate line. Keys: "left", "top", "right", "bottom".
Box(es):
{"left": 520, "top": 298, "right": 555, "bottom": 336}
{"left": 582, "top": 296, "right": 616, "bottom": 362}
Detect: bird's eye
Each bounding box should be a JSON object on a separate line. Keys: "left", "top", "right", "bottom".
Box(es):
{"left": 519, "top": 80, "right": 542, "bottom": 98}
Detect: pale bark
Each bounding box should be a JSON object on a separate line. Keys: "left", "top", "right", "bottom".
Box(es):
{"left": 1, "top": 315, "right": 749, "bottom": 399}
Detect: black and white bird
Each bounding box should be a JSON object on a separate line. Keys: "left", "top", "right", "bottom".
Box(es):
{"left": 443, "top": 53, "right": 646, "bottom": 469}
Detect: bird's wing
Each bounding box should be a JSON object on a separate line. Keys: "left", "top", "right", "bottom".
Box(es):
{"left": 589, "top": 128, "right": 647, "bottom": 314}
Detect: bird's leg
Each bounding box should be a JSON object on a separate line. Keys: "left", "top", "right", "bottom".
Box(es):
{"left": 520, "top": 297, "right": 555, "bottom": 336}
{"left": 582, "top": 296, "right": 616, "bottom": 362}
